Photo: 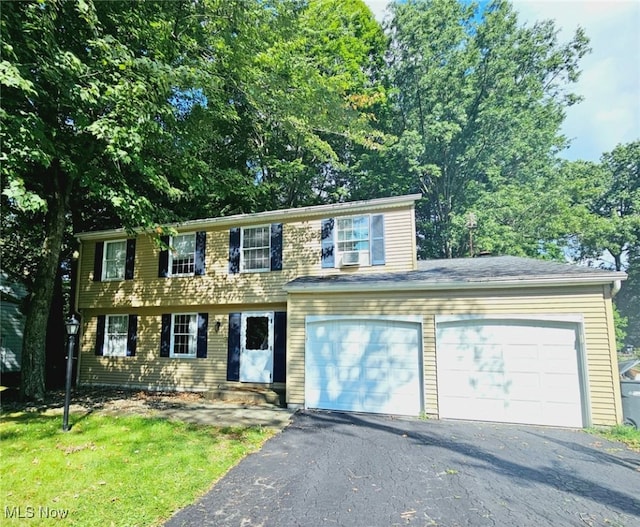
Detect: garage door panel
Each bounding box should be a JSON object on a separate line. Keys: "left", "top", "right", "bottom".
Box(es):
{"left": 436, "top": 319, "right": 584, "bottom": 427}
{"left": 306, "top": 318, "right": 422, "bottom": 416}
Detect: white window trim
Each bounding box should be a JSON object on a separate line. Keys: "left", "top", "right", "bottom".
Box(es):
{"left": 241, "top": 312, "right": 274, "bottom": 352}
{"left": 335, "top": 215, "right": 371, "bottom": 268}
{"left": 104, "top": 314, "right": 129, "bottom": 357}
{"left": 102, "top": 239, "right": 127, "bottom": 281}
{"left": 240, "top": 225, "right": 271, "bottom": 273}
{"left": 169, "top": 233, "right": 197, "bottom": 277}
{"left": 169, "top": 313, "right": 198, "bottom": 358}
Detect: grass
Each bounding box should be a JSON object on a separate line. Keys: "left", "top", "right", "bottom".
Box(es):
{"left": 590, "top": 424, "right": 640, "bottom": 452}
{"left": 1, "top": 410, "right": 275, "bottom": 526}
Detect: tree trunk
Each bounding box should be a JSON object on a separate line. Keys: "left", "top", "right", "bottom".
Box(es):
{"left": 20, "top": 165, "right": 70, "bottom": 401}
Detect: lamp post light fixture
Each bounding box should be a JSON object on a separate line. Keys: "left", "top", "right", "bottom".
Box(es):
{"left": 62, "top": 315, "right": 80, "bottom": 432}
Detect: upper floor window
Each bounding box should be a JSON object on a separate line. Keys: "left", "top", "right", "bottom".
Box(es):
{"left": 228, "top": 224, "right": 283, "bottom": 274}
{"left": 337, "top": 216, "right": 370, "bottom": 265}
{"left": 242, "top": 226, "right": 270, "bottom": 272}
{"left": 170, "top": 234, "right": 196, "bottom": 276}
{"left": 94, "top": 239, "right": 136, "bottom": 282}
{"left": 158, "top": 232, "right": 206, "bottom": 278}
{"left": 321, "top": 214, "right": 385, "bottom": 268}
{"left": 103, "top": 240, "right": 127, "bottom": 280}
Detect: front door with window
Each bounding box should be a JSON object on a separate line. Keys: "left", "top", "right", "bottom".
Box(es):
{"left": 240, "top": 313, "right": 274, "bottom": 383}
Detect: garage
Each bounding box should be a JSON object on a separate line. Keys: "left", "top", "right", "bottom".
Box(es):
{"left": 305, "top": 316, "right": 423, "bottom": 416}
{"left": 436, "top": 316, "right": 587, "bottom": 427}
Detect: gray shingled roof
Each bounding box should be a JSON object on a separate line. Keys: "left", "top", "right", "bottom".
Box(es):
{"left": 285, "top": 256, "right": 626, "bottom": 291}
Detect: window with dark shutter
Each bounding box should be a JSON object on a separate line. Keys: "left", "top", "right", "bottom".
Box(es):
{"left": 227, "top": 313, "right": 241, "bottom": 381}
{"left": 371, "top": 214, "right": 385, "bottom": 266}
{"left": 321, "top": 218, "right": 335, "bottom": 268}
{"left": 196, "top": 313, "right": 208, "bottom": 358}
{"left": 273, "top": 312, "right": 287, "bottom": 383}
{"left": 93, "top": 242, "right": 104, "bottom": 282}
{"left": 158, "top": 236, "right": 170, "bottom": 278}
{"left": 160, "top": 314, "right": 171, "bottom": 357}
{"left": 95, "top": 315, "right": 106, "bottom": 355}
{"left": 195, "top": 231, "right": 206, "bottom": 276}
{"left": 270, "top": 223, "right": 283, "bottom": 271}
{"left": 125, "top": 239, "right": 136, "bottom": 280}
{"left": 126, "top": 315, "right": 138, "bottom": 357}
{"left": 229, "top": 228, "right": 241, "bottom": 274}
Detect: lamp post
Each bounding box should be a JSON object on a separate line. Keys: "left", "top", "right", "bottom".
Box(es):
{"left": 62, "top": 315, "right": 80, "bottom": 432}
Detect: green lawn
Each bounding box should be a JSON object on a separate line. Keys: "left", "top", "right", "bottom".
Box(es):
{"left": 1, "top": 411, "right": 274, "bottom": 526}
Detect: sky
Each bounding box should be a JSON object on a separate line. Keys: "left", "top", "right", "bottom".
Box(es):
{"left": 363, "top": 0, "right": 640, "bottom": 162}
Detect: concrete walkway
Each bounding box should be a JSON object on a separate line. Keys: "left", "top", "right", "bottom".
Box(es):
{"left": 100, "top": 401, "right": 296, "bottom": 429}
{"left": 22, "top": 390, "right": 295, "bottom": 431}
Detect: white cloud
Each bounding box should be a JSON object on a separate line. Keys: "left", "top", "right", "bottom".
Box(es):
{"left": 363, "top": 0, "right": 640, "bottom": 162}
{"left": 515, "top": 0, "right": 640, "bottom": 161}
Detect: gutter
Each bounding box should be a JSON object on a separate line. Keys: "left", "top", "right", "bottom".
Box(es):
{"left": 76, "top": 193, "right": 423, "bottom": 241}
{"left": 284, "top": 275, "right": 627, "bottom": 294}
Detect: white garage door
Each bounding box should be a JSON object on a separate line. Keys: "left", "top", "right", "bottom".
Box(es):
{"left": 305, "top": 316, "right": 423, "bottom": 416}
{"left": 436, "top": 317, "right": 586, "bottom": 427}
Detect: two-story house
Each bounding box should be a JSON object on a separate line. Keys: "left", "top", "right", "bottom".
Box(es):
{"left": 75, "top": 193, "right": 627, "bottom": 428}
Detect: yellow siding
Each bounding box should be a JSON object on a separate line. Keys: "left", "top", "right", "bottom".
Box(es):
{"left": 285, "top": 285, "right": 620, "bottom": 427}
{"left": 77, "top": 206, "right": 416, "bottom": 310}
{"left": 77, "top": 304, "right": 285, "bottom": 391}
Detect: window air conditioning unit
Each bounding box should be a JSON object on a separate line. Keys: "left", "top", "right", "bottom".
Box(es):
{"left": 341, "top": 251, "right": 360, "bottom": 266}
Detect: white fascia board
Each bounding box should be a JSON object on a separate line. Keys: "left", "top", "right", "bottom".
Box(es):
{"left": 284, "top": 275, "right": 623, "bottom": 293}
{"left": 75, "top": 193, "right": 423, "bottom": 241}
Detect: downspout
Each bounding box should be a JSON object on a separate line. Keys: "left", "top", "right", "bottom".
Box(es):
{"left": 611, "top": 279, "right": 622, "bottom": 298}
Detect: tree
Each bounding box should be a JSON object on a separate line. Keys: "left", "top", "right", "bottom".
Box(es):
{"left": 350, "top": 0, "right": 589, "bottom": 258}
{"left": 576, "top": 141, "right": 640, "bottom": 272}
{"left": 1, "top": 0, "right": 228, "bottom": 400}
{"left": 1, "top": 0, "right": 386, "bottom": 400}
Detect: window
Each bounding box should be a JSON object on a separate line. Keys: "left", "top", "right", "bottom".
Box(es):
{"left": 170, "top": 234, "right": 196, "bottom": 276}
{"left": 170, "top": 314, "right": 198, "bottom": 357}
{"left": 321, "top": 214, "right": 385, "bottom": 268}
{"left": 105, "top": 315, "right": 128, "bottom": 357}
{"left": 337, "top": 215, "right": 370, "bottom": 266}
{"left": 95, "top": 314, "right": 137, "bottom": 357}
{"left": 242, "top": 226, "right": 270, "bottom": 272}
{"left": 160, "top": 313, "right": 208, "bottom": 358}
{"left": 102, "top": 240, "right": 126, "bottom": 281}
{"left": 337, "top": 216, "right": 370, "bottom": 253}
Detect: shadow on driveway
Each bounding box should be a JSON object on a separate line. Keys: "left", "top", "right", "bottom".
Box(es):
{"left": 166, "top": 411, "right": 640, "bottom": 527}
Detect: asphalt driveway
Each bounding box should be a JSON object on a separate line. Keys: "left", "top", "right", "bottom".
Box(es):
{"left": 165, "top": 411, "right": 640, "bottom": 527}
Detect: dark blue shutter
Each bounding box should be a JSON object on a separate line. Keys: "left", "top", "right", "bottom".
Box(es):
{"left": 95, "top": 315, "right": 105, "bottom": 356}
{"left": 160, "top": 314, "right": 171, "bottom": 357}
{"left": 93, "top": 242, "right": 104, "bottom": 281}
{"left": 125, "top": 239, "right": 136, "bottom": 280}
{"left": 321, "top": 218, "right": 335, "bottom": 268}
{"left": 371, "top": 214, "right": 385, "bottom": 266}
{"left": 195, "top": 231, "right": 206, "bottom": 276}
{"left": 270, "top": 223, "right": 283, "bottom": 271}
{"left": 197, "top": 313, "right": 208, "bottom": 358}
{"left": 158, "top": 236, "right": 170, "bottom": 278}
{"left": 227, "top": 312, "right": 241, "bottom": 381}
{"left": 273, "top": 312, "right": 287, "bottom": 383}
{"left": 126, "top": 314, "right": 138, "bottom": 357}
{"left": 229, "top": 228, "right": 241, "bottom": 274}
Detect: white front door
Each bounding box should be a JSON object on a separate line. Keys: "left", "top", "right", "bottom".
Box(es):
{"left": 240, "top": 312, "right": 274, "bottom": 383}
